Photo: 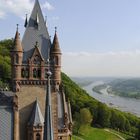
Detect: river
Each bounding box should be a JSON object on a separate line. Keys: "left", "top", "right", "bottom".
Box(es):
{"left": 83, "top": 81, "right": 140, "bottom": 117}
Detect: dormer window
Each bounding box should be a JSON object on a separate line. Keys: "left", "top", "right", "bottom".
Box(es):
{"left": 33, "top": 55, "right": 41, "bottom": 65}
{"left": 35, "top": 12, "right": 39, "bottom": 30}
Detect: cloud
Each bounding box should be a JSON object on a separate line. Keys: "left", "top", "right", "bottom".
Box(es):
{"left": 0, "top": 0, "right": 54, "bottom": 19}
{"left": 42, "top": 1, "right": 54, "bottom": 11}
{"left": 0, "top": 11, "right": 5, "bottom": 19}
{"left": 62, "top": 51, "right": 140, "bottom": 77}
{"left": 0, "top": 0, "right": 33, "bottom": 18}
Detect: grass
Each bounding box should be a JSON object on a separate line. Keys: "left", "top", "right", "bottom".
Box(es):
{"left": 109, "top": 129, "right": 135, "bottom": 140}
{"left": 72, "top": 125, "right": 131, "bottom": 140}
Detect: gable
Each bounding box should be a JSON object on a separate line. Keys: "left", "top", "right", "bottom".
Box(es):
{"left": 22, "top": 0, "right": 51, "bottom": 62}
{"left": 30, "top": 44, "right": 44, "bottom": 64}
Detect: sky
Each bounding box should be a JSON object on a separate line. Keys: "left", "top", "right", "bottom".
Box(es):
{"left": 1, "top": 0, "right": 140, "bottom": 77}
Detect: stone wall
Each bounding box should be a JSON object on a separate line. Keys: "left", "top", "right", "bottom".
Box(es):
{"left": 17, "top": 85, "right": 46, "bottom": 140}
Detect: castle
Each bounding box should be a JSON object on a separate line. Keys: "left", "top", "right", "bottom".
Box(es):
{"left": 0, "top": 0, "right": 72, "bottom": 140}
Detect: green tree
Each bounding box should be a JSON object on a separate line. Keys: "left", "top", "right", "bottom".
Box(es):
{"left": 117, "top": 113, "right": 126, "bottom": 131}
{"left": 73, "top": 108, "right": 92, "bottom": 134}
{"left": 96, "top": 102, "right": 111, "bottom": 128}
{"left": 137, "top": 123, "right": 140, "bottom": 140}
{"left": 125, "top": 119, "right": 131, "bottom": 132}
{"left": 73, "top": 112, "right": 81, "bottom": 134}
{"left": 110, "top": 110, "right": 119, "bottom": 129}
{"left": 80, "top": 108, "right": 92, "bottom": 125}
{"left": 0, "top": 39, "right": 12, "bottom": 83}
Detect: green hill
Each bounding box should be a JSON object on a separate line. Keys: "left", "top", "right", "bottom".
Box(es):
{"left": 108, "top": 79, "right": 140, "bottom": 98}
{"left": 62, "top": 73, "right": 139, "bottom": 139}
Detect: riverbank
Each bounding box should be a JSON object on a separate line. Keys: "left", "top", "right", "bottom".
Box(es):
{"left": 83, "top": 81, "right": 140, "bottom": 117}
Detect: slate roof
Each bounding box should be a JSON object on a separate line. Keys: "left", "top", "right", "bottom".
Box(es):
{"left": 28, "top": 99, "right": 44, "bottom": 126}
{"left": 22, "top": 0, "right": 51, "bottom": 62}
{"left": 0, "top": 91, "right": 15, "bottom": 105}
{"left": 51, "top": 31, "right": 61, "bottom": 54}
{"left": 0, "top": 91, "right": 14, "bottom": 140}
{"left": 57, "top": 90, "right": 72, "bottom": 129}
{"left": 58, "top": 91, "right": 64, "bottom": 129}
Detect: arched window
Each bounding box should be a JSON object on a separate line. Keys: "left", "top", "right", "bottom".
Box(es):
{"left": 25, "top": 68, "right": 29, "bottom": 78}
{"left": 54, "top": 56, "right": 59, "bottom": 65}
{"left": 15, "top": 54, "right": 19, "bottom": 64}
{"left": 33, "top": 68, "right": 37, "bottom": 78}
{"left": 36, "top": 133, "right": 41, "bottom": 140}
{"left": 21, "top": 68, "right": 25, "bottom": 78}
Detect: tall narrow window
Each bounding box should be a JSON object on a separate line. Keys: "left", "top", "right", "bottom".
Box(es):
{"left": 15, "top": 54, "right": 19, "bottom": 64}
{"left": 25, "top": 68, "right": 29, "bottom": 78}
{"left": 54, "top": 56, "right": 58, "bottom": 65}
{"left": 36, "top": 133, "right": 41, "bottom": 140}
{"left": 21, "top": 68, "right": 25, "bottom": 78}
{"left": 37, "top": 69, "right": 41, "bottom": 78}
{"left": 33, "top": 68, "right": 37, "bottom": 78}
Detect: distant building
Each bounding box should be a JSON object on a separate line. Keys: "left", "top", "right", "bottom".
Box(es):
{"left": 0, "top": 0, "right": 72, "bottom": 140}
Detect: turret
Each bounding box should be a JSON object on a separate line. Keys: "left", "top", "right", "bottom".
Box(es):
{"left": 50, "top": 27, "right": 62, "bottom": 88}
{"left": 11, "top": 25, "right": 23, "bottom": 91}
{"left": 27, "top": 99, "right": 44, "bottom": 140}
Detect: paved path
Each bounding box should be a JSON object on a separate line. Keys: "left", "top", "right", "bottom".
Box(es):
{"left": 73, "top": 135, "right": 85, "bottom": 140}
{"left": 104, "top": 129, "right": 125, "bottom": 140}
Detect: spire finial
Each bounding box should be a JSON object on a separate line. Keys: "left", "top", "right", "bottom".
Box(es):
{"left": 55, "top": 26, "right": 57, "bottom": 33}
{"left": 35, "top": 41, "right": 39, "bottom": 47}
{"left": 16, "top": 24, "right": 19, "bottom": 31}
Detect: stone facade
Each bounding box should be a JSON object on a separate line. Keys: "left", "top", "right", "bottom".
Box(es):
{"left": 10, "top": 0, "right": 72, "bottom": 140}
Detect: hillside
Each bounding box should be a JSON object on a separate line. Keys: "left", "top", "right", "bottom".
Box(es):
{"left": 108, "top": 79, "right": 140, "bottom": 99}
{"left": 0, "top": 39, "right": 140, "bottom": 139}
{"left": 62, "top": 73, "right": 139, "bottom": 139}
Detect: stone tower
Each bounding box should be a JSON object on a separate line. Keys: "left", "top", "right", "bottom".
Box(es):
{"left": 11, "top": 25, "right": 23, "bottom": 92}
{"left": 10, "top": 0, "right": 72, "bottom": 140}
{"left": 50, "top": 28, "right": 62, "bottom": 88}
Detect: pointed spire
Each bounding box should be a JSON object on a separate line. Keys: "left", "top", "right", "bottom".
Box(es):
{"left": 22, "top": 0, "right": 51, "bottom": 61}
{"left": 24, "top": 14, "right": 28, "bottom": 28}
{"left": 43, "top": 61, "right": 54, "bottom": 140}
{"left": 35, "top": 0, "right": 39, "bottom": 3}
{"left": 51, "top": 27, "right": 61, "bottom": 53}
{"left": 13, "top": 24, "right": 23, "bottom": 52}
{"left": 28, "top": 99, "right": 44, "bottom": 126}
